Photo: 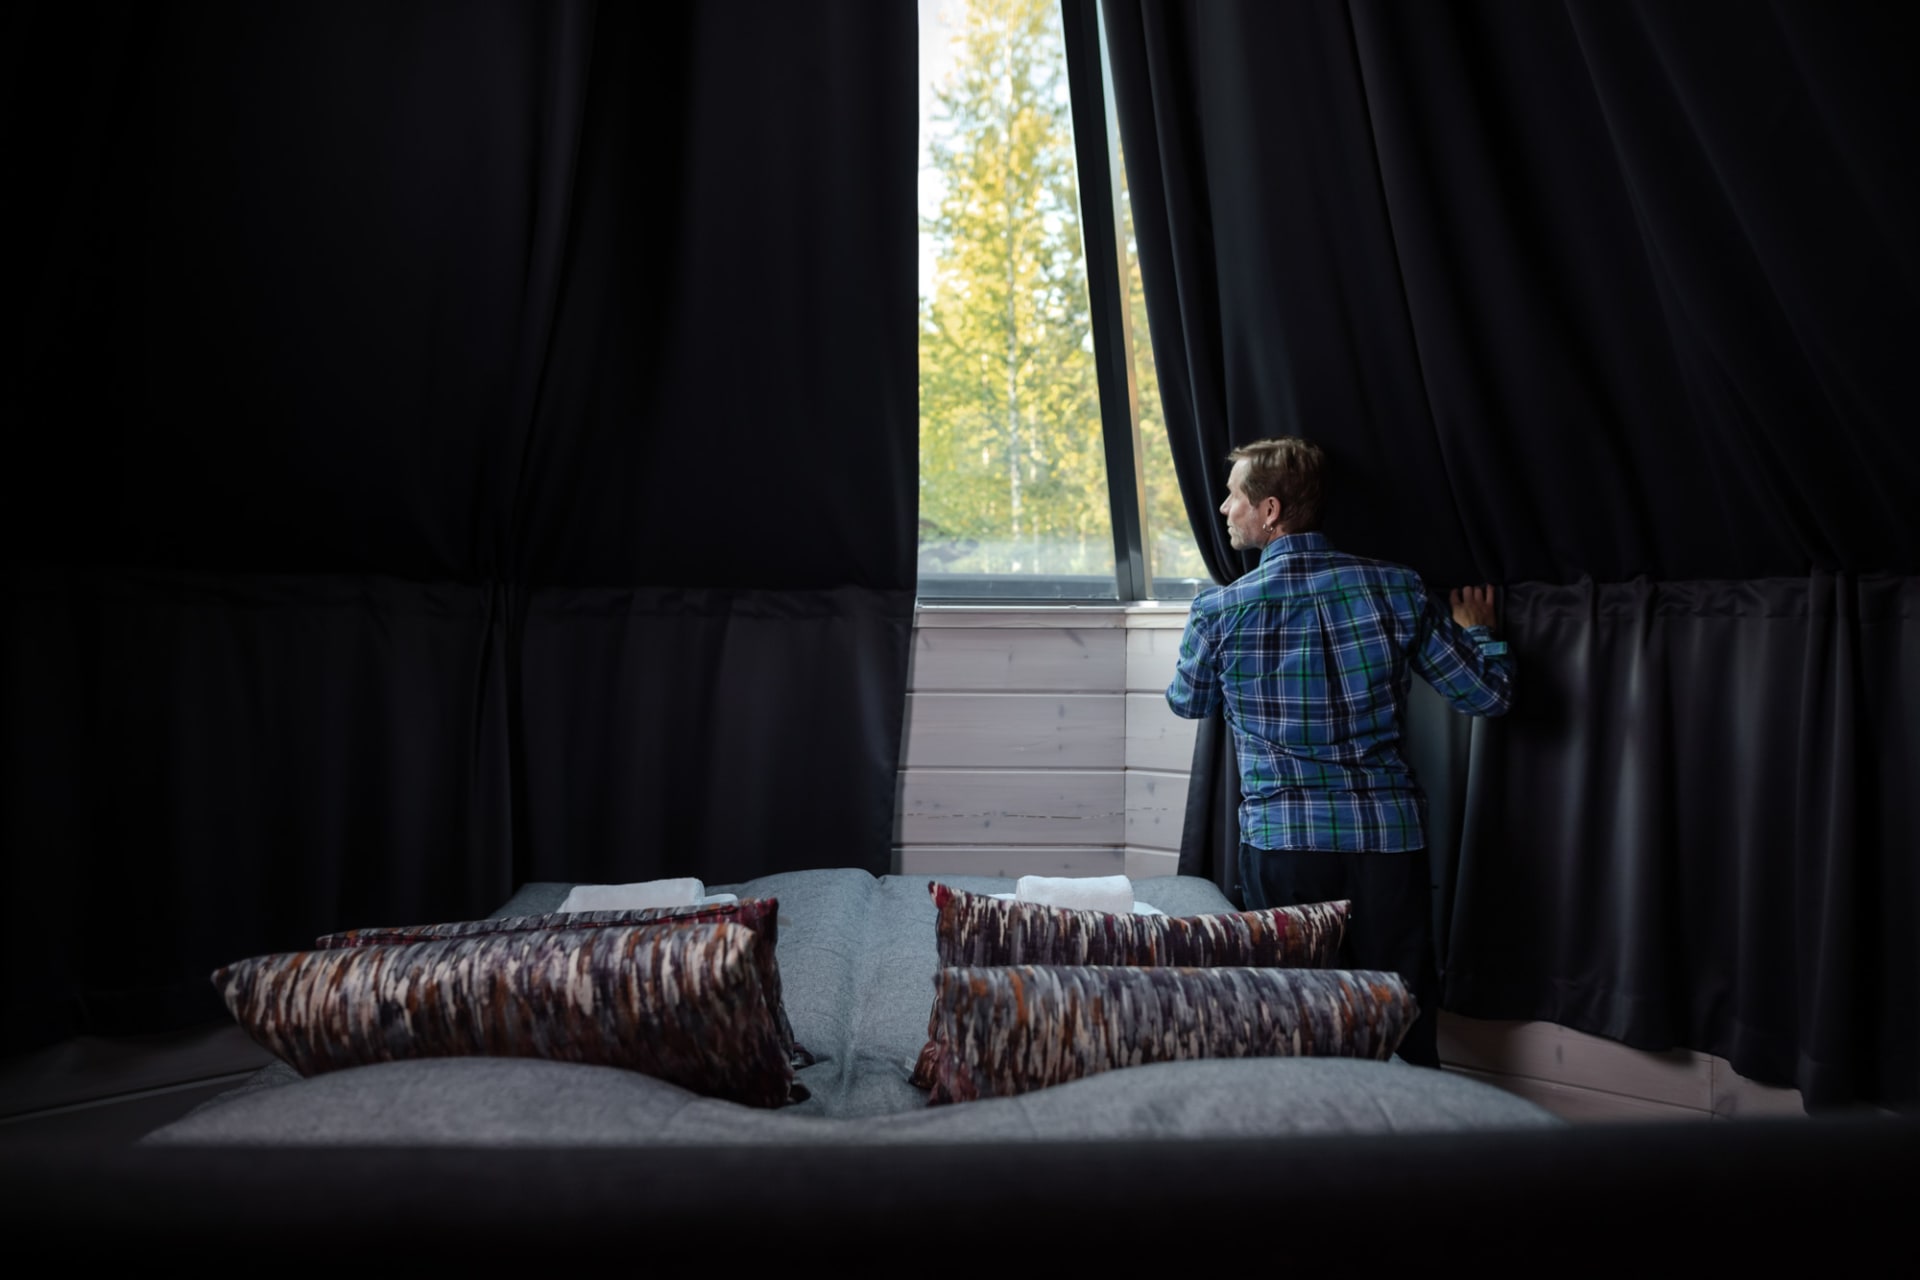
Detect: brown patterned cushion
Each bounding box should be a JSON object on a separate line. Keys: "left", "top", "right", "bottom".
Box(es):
{"left": 316, "top": 898, "right": 810, "bottom": 1067}
{"left": 214, "top": 923, "right": 800, "bottom": 1108}
{"left": 929, "top": 882, "right": 1349, "bottom": 966}
{"left": 909, "top": 884, "right": 1352, "bottom": 1088}
{"left": 923, "top": 965, "right": 1417, "bottom": 1105}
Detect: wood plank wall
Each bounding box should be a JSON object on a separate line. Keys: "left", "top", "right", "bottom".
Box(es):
{"left": 897, "top": 604, "right": 1806, "bottom": 1124}
{"left": 897, "top": 605, "right": 1193, "bottom": 881}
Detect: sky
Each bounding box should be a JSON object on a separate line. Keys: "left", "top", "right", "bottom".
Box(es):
{"left": 918, "top": 0, "right": 962, "bottom": 300}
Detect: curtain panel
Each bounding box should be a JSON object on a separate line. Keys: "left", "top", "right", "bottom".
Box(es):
{"left": 1, "top": 0, "right": 916, "bottom": 1053}
{"left": 1106, "top": 0, "right": 1919, "bottom": 1107}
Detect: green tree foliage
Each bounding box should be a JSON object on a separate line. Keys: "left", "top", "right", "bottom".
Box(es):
{"left": 918, "top": 0, "right": 1206, "bottom": 585}
{"left": 918, "top": 0, "right": 1112, "bottom": 576}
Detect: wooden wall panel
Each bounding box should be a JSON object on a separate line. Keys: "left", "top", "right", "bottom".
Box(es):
{"left": 896, "top": 769, "right": 1124, "bottom": 846}
{"left": 902, "top": 693, "right": 1125, "bottom": 769}
{"left": 1708, "top": 1059, "right": 1806, "bottom": 1119}
{"left": 1123, "top": 769, "right": 1188, "bottom": 852}
{"left": 1124, "top": 692, "right": 1198, "bottom": 772}
{"left": 909, "top": 627, "right": 1125, "bottom": 693}
{"left": 895, "top": 846, "right": 1126, "bottom": 878}
{"left": 1125, "top": 625, "right": 1185, "bottom": 693}
{"left": 1124, "top": 848, "right": 1181, "bottom": 881}
{"left": 1435, "top": 1014, "right": 1712, "bottom": 1111}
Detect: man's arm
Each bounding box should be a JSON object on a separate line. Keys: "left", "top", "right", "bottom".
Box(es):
{"left": 1411, "top": 584, "right": 1513, "bottom": 716}
{"left": 1165, "top": 610, "right": 1221, "bottom": 720}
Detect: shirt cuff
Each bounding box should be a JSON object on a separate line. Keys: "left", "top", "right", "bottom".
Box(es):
{"left": 1466, "top": 625, "right": 1509, "bottom": 656}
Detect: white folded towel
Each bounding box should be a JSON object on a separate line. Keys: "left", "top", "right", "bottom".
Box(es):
{"left": 1013, "top": 874, "right": 1135, "bottom": 915}
{"left": 558, "top": 877, "right": 706, "bottom": 913}
{"left": 991, "top": 891, "right": 1162, "bottom": 917}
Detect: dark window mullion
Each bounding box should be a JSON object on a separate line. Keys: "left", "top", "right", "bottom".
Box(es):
{"left": 1061, "top": 0, "right": 1149, "bottom": 602}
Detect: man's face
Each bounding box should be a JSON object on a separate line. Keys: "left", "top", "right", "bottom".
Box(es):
{"left": 1220, "top": 459, "right": 1268, "bottom": 550}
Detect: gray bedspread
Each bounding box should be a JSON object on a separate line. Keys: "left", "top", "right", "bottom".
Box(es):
{"left": 146, "top": 871, "right": 1561, "bottom": 1144}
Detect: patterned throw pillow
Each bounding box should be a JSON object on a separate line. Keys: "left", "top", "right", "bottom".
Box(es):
{"left": 909, "top": 884, "right": 1351, "bottom": 1088}
{"left": 929, "top": 882, "right": 1349, "bottom": 967}
{"left": 214, "top": 923, "right": 801, "bottom": 1108}
{"left": 923, "top": 965, "right": 1416, "bottom": 1105}
{"left": 316, "top": 898, "right": 810, "bottom": 1067}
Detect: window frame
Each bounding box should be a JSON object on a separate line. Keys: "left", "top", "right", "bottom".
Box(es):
{"left": 915, "top": 0, "right": 1198, "bottom": 606}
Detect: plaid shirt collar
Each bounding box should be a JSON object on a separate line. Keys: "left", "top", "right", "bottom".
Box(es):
{"left": 1259, "top": 531, "right": 1331, "bottom": 563}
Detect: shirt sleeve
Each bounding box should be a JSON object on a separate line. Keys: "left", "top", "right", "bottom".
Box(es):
{"left": 1410, "top": 589, "right": 1514, "bottom": 717}
{"left": 1166, "top": 608, "right": 1222, "bottom": 720}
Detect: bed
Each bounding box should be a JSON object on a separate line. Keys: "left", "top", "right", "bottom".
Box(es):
{"left": 141, "top": 869, "right": 1559, "bottom": 1145}
{"left": 6, "top": 869, "right": 1916, "bottom": 1263}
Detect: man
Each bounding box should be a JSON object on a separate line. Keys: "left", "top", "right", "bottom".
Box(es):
{"left": 1165, "top": 437, "right": 1512, "bottom": 1067}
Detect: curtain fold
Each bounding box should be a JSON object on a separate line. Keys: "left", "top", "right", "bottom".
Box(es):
{"left": 0, "top": 568, "right": 515, "bottom": 1050}
{"left": 503, "top": 0, "right": 917, "bottom": 885}
{"left": 1102, "top": 3, "right": 1252, "bottom": 895}
{"left": 1175, "top": 709, "right": 1240, "bottom": 905}
{"left": 1, "top": 0, "right": 915, "bottom": 1054}
{"left": 1447, "top": 576, "right": 1919, "bottom": 1107}
{"left": 1106, "top": 0, "right": 1918, "bottom": 1107}
{"left": 516, "top": 586, "right": 910, "bottom": 887}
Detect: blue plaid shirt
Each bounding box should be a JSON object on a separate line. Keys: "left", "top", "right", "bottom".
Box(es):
{"left": 1167, "top": 532, "right": 1513, "bottom": 852}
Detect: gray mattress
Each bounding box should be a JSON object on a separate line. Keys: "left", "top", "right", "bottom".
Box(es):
{"left": 146, "top": 870, "right": 1561, "bottom": 1145}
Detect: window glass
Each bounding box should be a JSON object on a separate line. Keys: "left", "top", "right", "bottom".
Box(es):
{"left": 1112, "top": 130, "right": 1210, "bottom": 597}
{"left": 917, "top": 0, "right": 1118, "bottom": 598}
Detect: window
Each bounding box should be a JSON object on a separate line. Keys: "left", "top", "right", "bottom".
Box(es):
{"left": 917, "top": 0, "right": 1204, "bottom": 601}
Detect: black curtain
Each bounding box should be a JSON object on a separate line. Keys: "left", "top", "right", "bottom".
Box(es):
{"left": 1175, "top": 711, "right": 1241, "bottom": 905}
{"left": 1107, "top": 0, "right": 1919, "bottom": 1108}
{"left": 0, "top": 0, "right": 915, "bottom": 1055}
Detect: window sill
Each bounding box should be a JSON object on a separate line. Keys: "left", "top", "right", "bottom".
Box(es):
{"left": 913, "top": 601, "right": 1190, "bottom": 629}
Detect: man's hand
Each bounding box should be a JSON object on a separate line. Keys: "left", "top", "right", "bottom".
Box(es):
{"left": 1450, "top": 585, "right": 1498, "bottom": 632}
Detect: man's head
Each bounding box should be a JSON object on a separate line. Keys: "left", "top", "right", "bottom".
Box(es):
{"left": 1221, "top": 437, "right": 1325, "bottom": 550}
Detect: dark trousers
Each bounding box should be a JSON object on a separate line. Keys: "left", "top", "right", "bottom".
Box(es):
{"left": 1237, "top": 843, "right": 1441, "bottom": 1068}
